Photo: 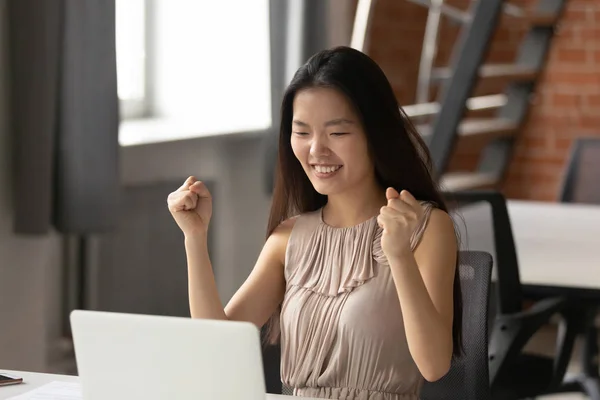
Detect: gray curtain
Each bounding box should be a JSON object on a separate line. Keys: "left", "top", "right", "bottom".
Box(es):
{"left": 8, "top": 0, "right": 120, "bottom": 235}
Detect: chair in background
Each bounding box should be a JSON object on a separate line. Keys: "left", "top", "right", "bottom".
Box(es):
{"left": 553, "top": 137, "right": 600, "bottom": 398}
{"left": 445, "top": 190, "right": 577, "bottom": 400}
{"left": 421, "top": 250, "right": 493, "bottom": 400}
{"left": 559, "top": 137, "right": 600, "bottom": 204}
{"left": 262, "top": 336, "right": 283, "bottom": 394}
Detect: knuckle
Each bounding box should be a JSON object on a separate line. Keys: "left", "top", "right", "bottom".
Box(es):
{"left": 167, "top": 192, "right": 179, "bottom": 204}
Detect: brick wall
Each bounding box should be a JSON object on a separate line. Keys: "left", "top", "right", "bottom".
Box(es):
{"left": 364, "top": 0, "right": 600, "bottom": 201}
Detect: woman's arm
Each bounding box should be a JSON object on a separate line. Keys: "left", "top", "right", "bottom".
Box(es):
{"left": 186, "top": 218, "right": 293, "bottom": 328}
{"left": 387, "top": 209, "right": 457, "bottom": 382}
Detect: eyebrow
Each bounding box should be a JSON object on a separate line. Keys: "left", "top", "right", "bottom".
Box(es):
{"left": 292, "top": 118, "right": 355, "bottom": 128}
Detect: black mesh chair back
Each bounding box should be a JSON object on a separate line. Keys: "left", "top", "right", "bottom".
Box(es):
{"left": 559, "top": 138, "right": 600, "bottom": 204}
{"left": 421, "top": 250, "right": 493, "bottom": 400}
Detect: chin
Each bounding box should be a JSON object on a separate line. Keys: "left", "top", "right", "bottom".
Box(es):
{"left": 309, "top": 180, "right": 343, "bottom": 196}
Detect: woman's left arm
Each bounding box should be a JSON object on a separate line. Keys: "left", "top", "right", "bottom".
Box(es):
{"left": 378, "top": 189, "right": 457, "bottom": 382}
{"left": 388, "top": 209, "right": 457, "bottom": 382}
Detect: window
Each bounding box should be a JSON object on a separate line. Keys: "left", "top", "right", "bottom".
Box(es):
{"left": 116, "top": 0, "right": 147, "bottom": 119}
{"left": 116, "top": 0, "right": 272, "bottom": 146}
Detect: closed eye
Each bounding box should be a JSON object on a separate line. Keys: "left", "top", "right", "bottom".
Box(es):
{"left": 331, "top": 132, "right": 349, "bottom": 136}
{"left": 292, "top": 131, "right": 310, "bottom": 136}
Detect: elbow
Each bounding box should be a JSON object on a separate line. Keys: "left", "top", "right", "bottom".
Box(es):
{"left": 421, "top": 358, "right": 451, "bottom": 382}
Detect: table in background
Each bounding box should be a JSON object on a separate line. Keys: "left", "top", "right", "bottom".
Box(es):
{"left": 459, "top": 199, "right": 600, "bottom": 398}
{"left": 457, "top": 200, "right": 600, "bottom": 292}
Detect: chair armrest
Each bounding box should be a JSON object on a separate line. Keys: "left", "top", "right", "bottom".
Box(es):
{"left": 502, "top": 297, "right": 565, "bottom": 325}
{"left": 495, "top": 296, "right": 566, "bottom": 341}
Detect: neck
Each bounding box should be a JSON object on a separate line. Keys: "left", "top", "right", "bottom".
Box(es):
{"left": 322, "top": 179, "right": 386, "bottom": 228}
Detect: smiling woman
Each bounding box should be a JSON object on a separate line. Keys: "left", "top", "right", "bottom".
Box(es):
{"left": 167, "top": 46, "right": 462, "bottom": 400}
{"left": 289, "top": 87, "right": 379, "bottom": 210}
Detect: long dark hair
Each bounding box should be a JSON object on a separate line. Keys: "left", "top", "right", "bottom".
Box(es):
{"left": 265, "top": 46, "right": 463, "bottom": 357}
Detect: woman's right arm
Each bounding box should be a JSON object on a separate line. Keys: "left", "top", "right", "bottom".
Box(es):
{"left": 168, "top": 176, "right": 291, "bottom": 327}
{"left": 184, "top": 232, "right": 227, "bottom": 320}
{"left": 184, "top": 219, "right": 292, "bottom": 326}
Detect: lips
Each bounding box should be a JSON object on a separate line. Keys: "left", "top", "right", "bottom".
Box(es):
{"left": 311, "top": 164, "right": 342, "bottom": 178}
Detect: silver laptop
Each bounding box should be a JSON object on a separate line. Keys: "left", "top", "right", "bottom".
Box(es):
{"left": 70, "top": 310, "right": 267, "bottom": 400}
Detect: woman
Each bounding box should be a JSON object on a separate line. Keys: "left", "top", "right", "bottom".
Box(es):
{"left": 167, "top": 46, "right": 461, "bottom": 400}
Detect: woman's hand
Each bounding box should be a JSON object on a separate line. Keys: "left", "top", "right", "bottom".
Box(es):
{"left": 167, "top": 176, "right": 213, "bottom": 237}
{"left": 377, "top": 188, "right": 424, "bottom": 263}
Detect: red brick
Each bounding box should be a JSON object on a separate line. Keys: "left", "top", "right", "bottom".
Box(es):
{"left": 563, "top": 7, "right": 588, "bottom": 24}
{"left": 553, "top": 137, "right": 573, "bottom": 151}
{"left": 586, "top": 94, "right": 600, "bottom": 108}
{"left": 513, "top": 152, "right": 566, "bottom": 166}
{"left": 520, "top": 136, "right": 548, "bottom": 150}
{"left": 579, "top": 27, "right": 600, "bottom": 41}
{"left": 556, "top": 26, "right": 579, "bottom": 42}
{"left": 580, "top": 115, "right": 600, "bottom": 129}
{"left": 556, "top": 49, "right": 588, "bottom": 64}
{"left": 544, "top": 70, "right": 600, "bottom": 86}
{"left": 549, "top": 92, "right": 578, "bottom": 108}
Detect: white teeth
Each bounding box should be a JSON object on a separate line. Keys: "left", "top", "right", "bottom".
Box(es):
{"left": 314, "top": 165, "right": 341, "bottom": 174}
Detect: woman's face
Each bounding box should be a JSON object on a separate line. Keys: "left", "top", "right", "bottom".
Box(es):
{"left": 291, "top": 87, "right": 376, "bottom": 196}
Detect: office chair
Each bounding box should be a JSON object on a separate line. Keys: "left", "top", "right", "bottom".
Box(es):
{"left": 444, "top": 190, "right": 576, "bottom": 399}
{"left": 552, "top": 137, "right": 600, "bottom": 398}
{"left": 421, "top": 250, "right": 493, "bottom": 400}
{"left": 559, "top": 137, "right": 600, "bottom": 204}
{"left": 262, "top": 336, "right": 283, "bottom": 394}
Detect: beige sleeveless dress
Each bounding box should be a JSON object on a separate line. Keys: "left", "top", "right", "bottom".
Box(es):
{"left": 280, "top": 203, "right": 435, "bottom": 400}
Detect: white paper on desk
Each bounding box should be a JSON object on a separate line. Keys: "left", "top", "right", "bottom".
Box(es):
{"left": 7, "top": 381, "right": 82, "bottom": 400}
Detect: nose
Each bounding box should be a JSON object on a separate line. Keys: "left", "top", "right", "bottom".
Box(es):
{"left": 309, "top": 134, "right": 331, "bottom": 158}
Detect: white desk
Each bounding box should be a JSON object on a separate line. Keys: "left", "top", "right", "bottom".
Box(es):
{"left": 509, "top": 200, "right": 600, "bottom": 291}
{"left": 458, "top": 200, "right": 600, "bottom": 292}
{"left": 0, "top": 370, "right": 318, "bottom": 400}
{"left": 0, "top": 370, "right": 78, "bottom": 400}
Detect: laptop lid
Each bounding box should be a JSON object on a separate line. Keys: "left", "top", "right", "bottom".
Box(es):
{"left": 70, "top": 310, "right": 266, "bottom": 400}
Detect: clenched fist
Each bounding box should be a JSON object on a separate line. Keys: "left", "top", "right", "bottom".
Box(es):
{"left": 167, "top": 176, "right": 212, "bottom": 237}
{"left": 377, "top": 188, "right": 424, "bottom": 262}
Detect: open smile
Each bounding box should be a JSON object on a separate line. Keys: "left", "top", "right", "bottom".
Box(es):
{"left": 311, "top": 164, "right": 342, "bottom": 178}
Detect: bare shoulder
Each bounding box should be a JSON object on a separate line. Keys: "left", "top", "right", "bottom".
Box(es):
{"left": 427, "top": 208, "right": 455, "bottom": 233}
{"left": 265, "top": 216, "right": 299, "bottom": 264}
{"left": 414, "top": 208, "right": 458, "bottom": 271}
{"left": 419, "top": 208, "right": 457, "bottom": 253}
{"left": 271, "top": 215, "right": 299, "bottom": 236}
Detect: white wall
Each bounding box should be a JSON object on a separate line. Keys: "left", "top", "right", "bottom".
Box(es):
{"left": 120, "top": 134, "right": 273, "bottom": 303}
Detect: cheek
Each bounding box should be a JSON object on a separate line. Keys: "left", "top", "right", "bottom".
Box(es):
{"left": 345, "top": 144, "right": 373, "bottom": 174}
{"left": 290, "top": 138, "right": 307, "bottom": 164}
